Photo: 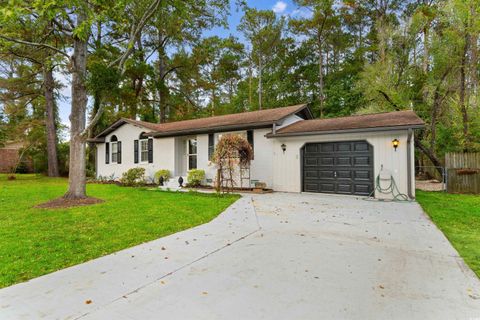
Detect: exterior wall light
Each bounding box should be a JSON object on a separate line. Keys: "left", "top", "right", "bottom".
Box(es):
{"left": 281, "top": 143, "right": 287, "bottom": 153}
{"left": 392, "top": 138, "right": 399, "bottom": 151}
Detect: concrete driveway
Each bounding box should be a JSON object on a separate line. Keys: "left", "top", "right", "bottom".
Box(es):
{"left": 1, "top": 193, "right": 479, "bottom": 320}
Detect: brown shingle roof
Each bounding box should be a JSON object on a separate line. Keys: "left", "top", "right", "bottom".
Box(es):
{"left": 92, "top": 104, "right": 310, "bottom": 140}
{"left": 150, "top": 104, "right": 309, "bottom": 137}
{"left": 269, "top": 110, "right": 424, "bottom": 137}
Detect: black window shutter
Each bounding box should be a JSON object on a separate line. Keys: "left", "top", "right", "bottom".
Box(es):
{"left": 105, "top": 142, "right": 110, "bottom": 164}
{"left": 208, "top": 133, "right": 214, "bottom": 160}
{"left": 148, "top": 139, "right": 153, "bottom": 163}
{"left": 247, "top": 130, "right": 254, "bottom": 160}
{"left": 117, "top": 141, "right": 122, "bottom": 164}
{"left": 134, "top": 140, "right": 139, "bottom": 164}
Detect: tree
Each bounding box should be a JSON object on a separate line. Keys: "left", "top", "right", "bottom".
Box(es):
{"left": 0, "top": 17, "right": 62, "bottom": 176}
{"left": 239, "top": 8, "right": 285, "bottom": 110}
{"left": 290, "top": 0, "right": 336, "bottom": 117}
{"left": 1, "top": 0, "right": 165, "bottom": 199}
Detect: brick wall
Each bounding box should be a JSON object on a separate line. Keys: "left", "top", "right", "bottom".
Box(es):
{"left": 0, "top": 148, "right": 33, "bottom": 173}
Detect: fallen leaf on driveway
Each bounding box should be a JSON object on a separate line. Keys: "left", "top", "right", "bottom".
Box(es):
{"left": 85, "top": 300, "right": 92, "bottom": 304}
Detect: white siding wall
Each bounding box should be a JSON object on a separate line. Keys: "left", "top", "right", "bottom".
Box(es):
{"left": 271, "top": 130, "right": 413, "bottom": 198}
{"left": 96, "top": 123, "right": 175, "bottom": 181}
{"left": 96, "top": 124, "right": 275, "bottom": 187}
{"left": 195, "top": 128, "right": 274, "bottom": 187}
{"left": 277, "top": 114, "right": 304, "bottom": 130}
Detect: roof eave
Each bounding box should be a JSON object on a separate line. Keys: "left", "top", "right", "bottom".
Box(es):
{"left": 266, "top": 124, "right": 425, "bottom": 138}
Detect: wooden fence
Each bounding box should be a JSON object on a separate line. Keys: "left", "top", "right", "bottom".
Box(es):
{"left": 445, "top": 152, "right": 480, "bottom": 194}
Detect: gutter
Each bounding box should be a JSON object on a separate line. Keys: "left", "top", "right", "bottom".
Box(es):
{"left": 266, "top": 124, "right": 425, "bottom": 138}
{"left": 407, "top": 128, "right": 414, "bottom": 199}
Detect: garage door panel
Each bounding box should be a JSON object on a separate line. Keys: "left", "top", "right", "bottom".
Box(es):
{"left": 354, "top": 184, "right": 371, "bottom": 195}
{"left": 305, "top": 144, "right": 318, "bottom": 153}
{"left": 304, "top": 183, "right": 319, "bottom": 192}
{"left": 336, "top": 157, "right": 352, "bottom": 166}
{"left": 337, "top": 184, "right": 353, "bottom": 194}
{"left": 354, "top": 142, "right": 370, "bottom": 152}
{"left": 336, "top": 142, "right": 352, "bottom": 152}
{"left": 353, "top": 156, "right": 371, "bottom": 166}
{"left": 319, "top": 143, "right": 335, "bottom": 153}
{"left": 303, "top": 141, "right": 373, "bottom": 196}
{"left": 304, "top": 170, "right": 319, "bottom": 178}
{"left": 354, "top": 170, "right": 371, "bottom": 180}
{"left": 319, "top": 183, "right": 335, "bottom": 193}
{"left": 319, "top": 170, "right": 335, "bottom": 179}
{"left": 319, "top": 157, "right": 334, "bottom": 166}
{"left": 305, "top": 158, "right": 318, "bottom": 166}
{"left": 337, "top": 170, "right": 352, "bottom": 179}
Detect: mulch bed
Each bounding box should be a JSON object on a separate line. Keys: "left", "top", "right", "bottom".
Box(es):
{"left": 34, "top": 197, "right": 104, "bottom": 209}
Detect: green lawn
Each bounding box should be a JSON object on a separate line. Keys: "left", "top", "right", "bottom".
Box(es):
{"left": 0, "top": 174, "right": 239, "bottom": 288}
{"left": 416, "top": 190, "right": 480, "bottom": 277}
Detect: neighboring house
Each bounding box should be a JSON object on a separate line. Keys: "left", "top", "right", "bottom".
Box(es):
{"left": 89, "top": 104, "right": 425, "bottom": 199}
{"left": 0, "top": 141, "right": 33, "bottom": 173}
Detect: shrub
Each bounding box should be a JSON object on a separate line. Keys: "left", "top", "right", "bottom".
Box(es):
{"left": 15, "top": 161, "right": 30, "bottom": 174}
{"left": 154, "top": 169, "right": 171, "bottom": 184}
{"left": 120, "top": 168, "right": 146, "bottom": 186}
{"left": 187, "top": 169, "right": 205, "bottom": 187}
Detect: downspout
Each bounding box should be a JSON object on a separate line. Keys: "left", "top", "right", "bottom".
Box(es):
{"left": 272, "top": 122, "right": 277, "bottom": 135}
{"left": 407, "top": 128, "right": 414, "bottom": 199}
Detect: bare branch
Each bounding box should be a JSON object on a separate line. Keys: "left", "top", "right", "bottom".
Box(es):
{"left": 109, "top": 0, "right": 164, "bottom": 72}
{"left": 81, "top": 103, "right": 106, "bottom": 139}
{"left": 0, "top": 34, "right": 69, "bottom": 59}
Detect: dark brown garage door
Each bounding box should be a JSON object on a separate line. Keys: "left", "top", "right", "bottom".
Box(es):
{"left": 302, "top": 141, "right": 374, "bottom": 196}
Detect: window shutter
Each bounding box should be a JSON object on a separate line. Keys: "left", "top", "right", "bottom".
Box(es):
{"left": 148, "top": 139, "right": 153, "bottom": 163}
{"left": 247, "top": 130, "right": 254, "bottom": 160}
{"left": 134, "top": 140, "right": 139, "bottom": 164}
{"left": 208, "top": 133, "right": 214, "bottom": 160}
{"left": 105, "top": 142, "right": 110, "bottom": 164}
{"left": 117, "top": 141, "right": 122, "bottom": 164}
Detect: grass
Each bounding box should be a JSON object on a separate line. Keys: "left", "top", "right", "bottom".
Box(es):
{"left": 416, "top": 190, "right": 480, "bottom": 277}
{"left": 0, "top": 174, "right": 240, "bottom": 288}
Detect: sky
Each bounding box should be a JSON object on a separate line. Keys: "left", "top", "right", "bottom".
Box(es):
{"left": 57, "top": 0, "right": 302, "bottom": 131}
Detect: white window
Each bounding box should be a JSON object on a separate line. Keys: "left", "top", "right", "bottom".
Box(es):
{"left": 140, "top": 139, "right": 149, "bottom": 162}
{"left": 111, "top": 142, "right": 118, "bottom": 163}
{"left": 110, "top": 135, "right": 119, "bottom": 163}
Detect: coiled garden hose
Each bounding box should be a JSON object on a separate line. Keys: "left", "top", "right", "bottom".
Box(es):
{"left": 365, "top": 166, "right": 411, "bottom": 202}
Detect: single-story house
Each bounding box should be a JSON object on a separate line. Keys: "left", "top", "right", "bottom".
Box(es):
{"left": 89, "top": 104, "right": 425, "bottom": 199}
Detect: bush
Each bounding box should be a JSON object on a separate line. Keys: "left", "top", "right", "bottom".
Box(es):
{"left": 15, "top": 161, "right": 30, "bottom": 174}
{"left": 120, "top": 168, "right": 146, "bottom": 186}
{"left": 187, "top": 169, "right": 205, "bottom": 187}
{"left": 154, "top": 169, "right": 171, "bottom": 184}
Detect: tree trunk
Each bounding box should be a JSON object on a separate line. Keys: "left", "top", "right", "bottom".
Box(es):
{"left": 414, "top": 136, "right": 444, "bottom": 177}
{"left": 248, "top": 62, "right": 252, "bottom": 108}
{"left": 459, "top": 34, "right": 469, "bottom": 149}
{"left": 258, "top": 57, "right": 263, "bottom": 110}
{"left": 422, "top": 26, "right": 429, "bottom": 73}
{"left": 64, "top": 11, "right": 88, "bottom": 199}
{"left": 157, "top": 30, "right": 167, "bottom": 123}
{"left": 43, "top": 65, "right": 60, "bottom": 177}
{"left": 318, "top": 38, "right": 324, "bottom": 118}
{"left": 470, "top": 5, "right": 478, "bottom": 109}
